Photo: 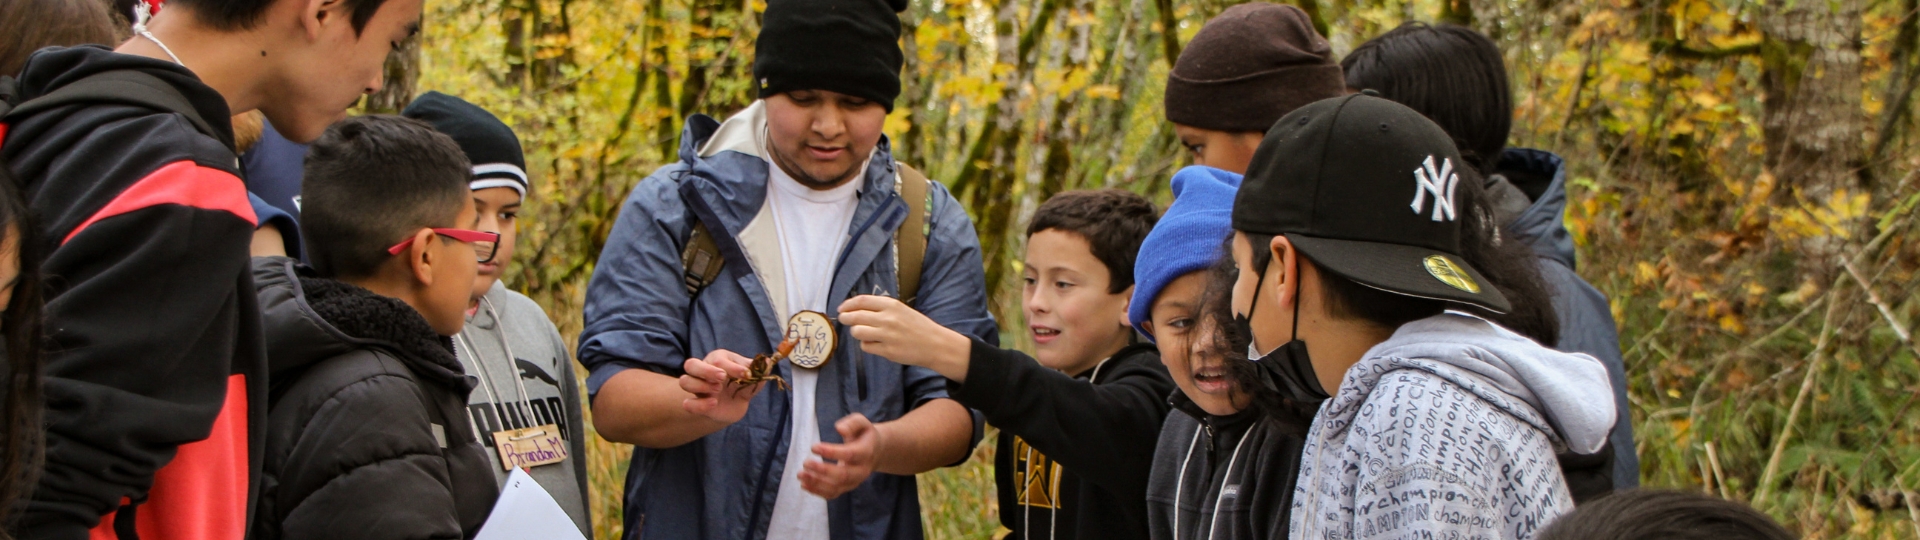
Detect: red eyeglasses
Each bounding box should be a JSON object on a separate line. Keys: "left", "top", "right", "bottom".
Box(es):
{"left": 386, "top": 228, "right": 501, "bottom": 263}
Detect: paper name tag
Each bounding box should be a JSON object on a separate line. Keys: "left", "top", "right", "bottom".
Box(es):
{"left": 491, "top": 424, "right": 568, "bottom": 471}
{"left": 786, "top": 311, "right": 836, "bottom": 369}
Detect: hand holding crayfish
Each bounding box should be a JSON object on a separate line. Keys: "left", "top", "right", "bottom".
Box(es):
{"left": 679, "top": 349, "right": 768, "bottom": 425}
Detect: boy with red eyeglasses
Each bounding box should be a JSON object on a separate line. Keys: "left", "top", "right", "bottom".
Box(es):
{"left": 404, "top": 91, "right": 594, "bottom": 535}
{"left": 250, "top": 115, "right": 502, "bottom": 539}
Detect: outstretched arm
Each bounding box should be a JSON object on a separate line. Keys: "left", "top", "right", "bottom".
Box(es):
{"left": 841, "top": 294, "right": 1173, "bottom": 497}
{"left": 839, "top": 294, "right": 972, "bottom": 380}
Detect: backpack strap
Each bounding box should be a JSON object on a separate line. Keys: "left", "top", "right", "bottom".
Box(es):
{"left": 676, "top": 162, "right": 936, "bottom": 301}
{"left": 894, "top": 162, "right": 932, "bottom": 305}
{"left": 682, "top": 221, "right": 725, "bottom": 296}
{"left": 0, "top": 70, "right": 230, "bottom": 151}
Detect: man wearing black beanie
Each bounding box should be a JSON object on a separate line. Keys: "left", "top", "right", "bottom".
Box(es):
{"left": 579, "top": 0, "right": 998, "bottom": 538}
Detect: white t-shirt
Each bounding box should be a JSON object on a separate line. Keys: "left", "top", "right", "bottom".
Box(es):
{"left": 763, "top": 155, "right": 861, "bottom": 540}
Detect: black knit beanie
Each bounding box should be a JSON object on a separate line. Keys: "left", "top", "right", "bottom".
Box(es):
{"left": 402, "top": 91, "right": 529, "bottom": 197}
{"left": 1164, "top": 3, "right": 1346, "bottom": 133}
{"left": 754, "top": 0, "right": 909, "bottom": 112}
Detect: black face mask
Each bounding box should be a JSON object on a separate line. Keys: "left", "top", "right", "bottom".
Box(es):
{"left": 1233, "top": 266, "right": 1330, "bottom": 406}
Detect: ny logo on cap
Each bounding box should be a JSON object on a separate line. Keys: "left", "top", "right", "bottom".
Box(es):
{"left": 1409, "top": 155, "right": 1458, "bottom": 222}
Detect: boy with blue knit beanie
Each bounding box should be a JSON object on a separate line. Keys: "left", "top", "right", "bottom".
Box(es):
{"left": 1136, "top": 166, "right": 1309, "bottom": 540}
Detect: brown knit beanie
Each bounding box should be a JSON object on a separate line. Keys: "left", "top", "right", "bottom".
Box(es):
{"left": 1164, "top": 3, "right": 1346, "bottom": 133}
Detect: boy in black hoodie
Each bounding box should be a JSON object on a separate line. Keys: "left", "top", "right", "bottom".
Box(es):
{"left": 1, "top": 0, "right": 420, "bottom": 535}
{"left": 252, "top": 115, "right": 499, "bottom": 540}
{"left": 839, "top": 189, "right": 1174, "bottom": 540}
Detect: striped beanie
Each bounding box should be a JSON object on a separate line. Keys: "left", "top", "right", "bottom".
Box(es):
{"left": 402, "top": 91, "right": 528, "bottom": 197}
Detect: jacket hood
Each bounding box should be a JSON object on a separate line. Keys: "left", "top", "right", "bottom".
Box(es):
{"left": 13, "top": 45, "right": 236, "bottom": 149}
{"left": 1496, "top": 148, "right": 1575, "bottom": 269}
{"left": 254, "top": 257, "right": 472, "bottom": 391}
{"left": 666, "top": 100, "right": 914, "bottom": 346}
{"left": 674, "top": 100, "right": 901, "bottom": 230}
{"left": 1337, "top": 312, "right": 1614, "bottom": 454}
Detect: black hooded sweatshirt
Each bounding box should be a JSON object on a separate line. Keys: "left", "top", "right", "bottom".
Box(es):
{"left": 2, "top": 46, "right": 266, "bottom": 540}
{"left": 252, "top": 257, "right": 499, "bottom": 540}
{"left": 945, "top": 341, "right": 1174, "bottom": 540}
{"left": 1145, "top": 394, "right": 1306, "bottom": 540}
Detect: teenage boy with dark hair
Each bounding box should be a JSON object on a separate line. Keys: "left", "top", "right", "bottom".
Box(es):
{"left": 0, "top": 0, "right": 419, "bottom": 534}
{"left": 1163, "top": 2, "right": 1344, "bottom": 174}
{"left": 1342, "top": 23, "right": 1637, "bottom": 496}
{"left": 840, "top": 189, "right": 1173, "bottom": 540}
{"left": 252, "top": 115, "right": 499, "bottom": 540}
{"left": 403, "top": 91, "right": 593, "bottom": 535}
{"left": 578, "top": 0, "right": 996, "bottom": 537}
{"left": 1226, "top": 95, "right": 1615, "bottom": 539}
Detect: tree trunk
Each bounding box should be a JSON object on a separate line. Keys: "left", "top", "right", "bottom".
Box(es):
{"left": 363, "top": 8, "right": 422, "bottom": 114}
{"left": 648, "top": 0, "right": 679, "bottom": 162}
{"left": 1761, "top": 0, "right": 1864, "bottom": 201}
{"left": 1865, "top": 0, "right": 1920, "bottom": 183}
{"left": 502, "top": 0, "right": 529, "bottom": 90}
{"left": 678, "top": 0, "right": 744, "bottom": 118}
{"left": 532, "top": 0, "right": 576, "bottom": 90}
{"left": 954, "top": 0, "right": 1063, "bottom": 322}
{"left": 898, "top": 5, "right": 928, "bottom": 167}
{"left": 1153, "top": 0, "right": 1181, "bottom": 65}
{"left": 1037, "top": 0, "right": 1094, "bottom": 200}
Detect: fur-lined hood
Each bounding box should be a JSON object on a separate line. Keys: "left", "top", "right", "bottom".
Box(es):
{"left": 253, "top": 256, "right": 471, "bottom": 393}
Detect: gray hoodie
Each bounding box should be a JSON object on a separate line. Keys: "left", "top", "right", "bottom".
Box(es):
{"left": 1288, "top": 313, "right": 1615, "bottom": 540}
{"left": 454, "top": 281, "right": 592, "bottom": 536}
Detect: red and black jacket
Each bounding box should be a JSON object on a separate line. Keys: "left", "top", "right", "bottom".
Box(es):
{"left": 1, "top": 46, "right": 265, "bottom": 540}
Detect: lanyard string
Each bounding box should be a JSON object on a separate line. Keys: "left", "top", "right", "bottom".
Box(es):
{"left": 1020, "top": 441, "right": 1060, "bottom": 540}
{"left": 482, "top": 297, "right": 536, "bottom": 404}
{"left": 1172, "top": 428, "right": 1202, "bottom": 540}
{"left": 453, "top": 334, "right": 501, "bottom": 405}
{"left": 1021, "top": 359, "right": 1113, "bottom": 534}
{"left": 456, "top": 296, "right": 536, "bottom": 426}
{"left": 1171, "top": 422, "right": 1251, "bottom": 540}
{"left": 1206, "top": 432, "right": 1252, "bottom": 540}
{"left": 131, "top": 1, "right": 184, "bottom": 65}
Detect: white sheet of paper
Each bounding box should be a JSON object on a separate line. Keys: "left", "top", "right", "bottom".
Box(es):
{"left": 473, "top": 468, "right": 588, "bottom": 540}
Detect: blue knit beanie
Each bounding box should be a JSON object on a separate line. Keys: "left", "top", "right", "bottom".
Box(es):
{"left": 1130, "top": 166, "right": 1242, "bottom": 340}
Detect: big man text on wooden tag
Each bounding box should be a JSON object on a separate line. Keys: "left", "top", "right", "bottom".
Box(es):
{"left": 491, "top": 424, "right": 568, "bottom": 471}
{"left": 786, "top": 310, "right": 836, "bottom": 369}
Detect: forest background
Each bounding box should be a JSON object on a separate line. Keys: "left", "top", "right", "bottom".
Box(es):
{"left": 354, "top": 0, "right": 1920, "bottom": 536}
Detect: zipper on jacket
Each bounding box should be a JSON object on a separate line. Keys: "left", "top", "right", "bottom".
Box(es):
{"left": 848, "top": 192, "right": 909, "bottom": 405}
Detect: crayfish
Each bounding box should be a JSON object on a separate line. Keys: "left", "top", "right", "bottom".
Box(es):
{"left": 729, "top": 330, "right": 795, "bottom": 391}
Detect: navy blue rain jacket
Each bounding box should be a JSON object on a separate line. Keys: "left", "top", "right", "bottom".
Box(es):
{"left": 1498, "top": 147, "right": 1639, "bottom": 490}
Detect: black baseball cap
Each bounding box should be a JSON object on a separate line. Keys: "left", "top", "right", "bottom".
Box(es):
{"left": 1231, "top": 94, "right": 1511, "bottom": 313}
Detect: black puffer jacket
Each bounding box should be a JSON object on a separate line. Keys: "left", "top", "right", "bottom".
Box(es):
{"left": 251, "top": 256, "right": 499, "bottom": 540}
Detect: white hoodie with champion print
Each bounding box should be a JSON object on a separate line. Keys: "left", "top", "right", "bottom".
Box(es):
{"left": 1288, "top": 312, "right": 1616, "bottom": 540}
